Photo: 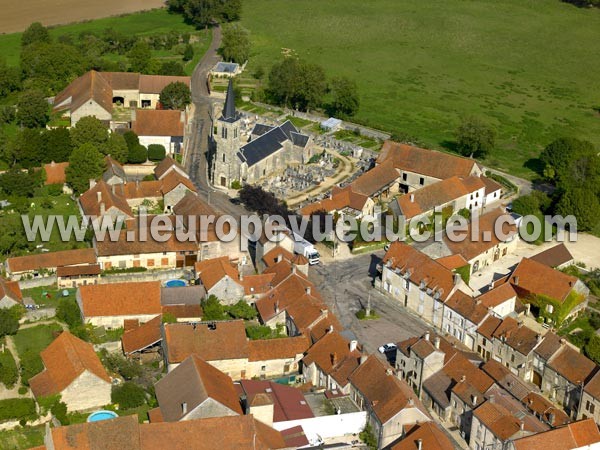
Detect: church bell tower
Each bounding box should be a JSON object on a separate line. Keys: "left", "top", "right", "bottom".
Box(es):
{"left": 212, "top": 79, "right": 241, "bottom": 188}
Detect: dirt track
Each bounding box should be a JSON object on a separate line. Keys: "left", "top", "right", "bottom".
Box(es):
{"left": 0, "top": 0, "right": 166, "bottom": 34}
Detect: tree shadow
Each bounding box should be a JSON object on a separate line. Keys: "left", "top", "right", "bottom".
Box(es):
{"left": 524, "top": 157, "right": 544, "bottom": 176}
{"left": 440, "top": 139, "right": 459, "bottom": 155}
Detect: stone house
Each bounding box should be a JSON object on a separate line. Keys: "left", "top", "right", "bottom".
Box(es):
{"left": 299, "top": 184, "right": 375, "bottom": 219}
{"left": 579, "top": 371, "right": 600, "bottom": 424}
{"left": 475, "top": 283, "right": 518, "bottom": 319}
{"left": 441, "top": 290, "right": 490, "bottom": 350}
{"left": 29, "top": 331, "right": 111, "bottom": 411}
{"left": 379, "top": 242, "right": 465, "bottom": 329}
{"left": 155, "top": 355, "right": 243, "bottom": 421}
{"left": 5, "top": 248, "right": 98, "bottom": 280}
{"left": 0, "top": 277, "right": 22, "bottom": 309}
{"left": 132, "top": 109, "right": 185, "bottom": 156}
{"left": 508, "top": 418, "right": 600, "bottom": 450}
{"left": 77, "top": 281, "right": 162, "bottom": 328}
{"left": 348, "top": 355, "right": 431, "bottom": 449}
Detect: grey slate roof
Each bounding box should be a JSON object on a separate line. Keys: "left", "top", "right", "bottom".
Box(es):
{"left": 251, "top": 124, "right": 274, "bottom": 137}
{"left": 220, "top": 79, "right": 239, "bottom": 123}
{"left": 422, "top": 371, "right": 453, "bottom": 409}
{"left": 102, "top": 157, "right": 126, "bottom": 182}
{"left": 238, "top": 120, "right": 310, "bottom": 167}
{"left": 160, "top": 285, "right": 206, "bottom": 306}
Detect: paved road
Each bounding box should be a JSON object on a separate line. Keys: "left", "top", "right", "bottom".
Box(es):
{"left": 186, "top": 25, "right": 247, "bottom": 218}
{"left": 309, "top": 251, "right": 429, "bottom": 356}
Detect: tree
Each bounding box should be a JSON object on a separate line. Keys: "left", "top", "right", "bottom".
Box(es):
{"left": 159, "top": 81, "right": 191, "bottom": 110}
{"left": 6, "top": 128, "right": 43, "bottom": 168}
{"left": 0, "top": 60, "right": 21, "bottom": 98}
{"left": 220, "top": 23, "right": 250, "bottom": 64}
{"left": 511, "top": 191, "right": 551, "bottom": 217}
{"left": 56, "top": 299, "right": 82, "bottom": 329}
{"left": 128, "top": 41, "right": 153, "bottom": 73}
{"left": 158, "top": 61, "right": 186, "bottom": 76}
{"left": 455, "top": 117, "right": 495, "bottom": 158}
{"left": 20, "top": 42, "right": 85, "bottom": 93}
{"left": 21, "top": 22, "right": 51, "bottom": 47}
{"left": 268, "top": 58, "right": 326, "bottom": 111}
{"left": 127, "top": 144, "right": 148, "bottom": 164}
{"left": 0, "top": 307, "right": 20, "bottom": 337}
{"left": 147, "top": 144, "right": 166, "bottom": 162}
{"left": 329, "top": 76, "right": 359, "bottom": 117}
{"left": 16, "top": 89, "right": 49, "bottom": 128}
{"left": 101, "top": 133, "right": 128, "bottom": 163}
{"left": 541, "top": 138, "right": 600, "bottom": 191}
{"left": 70, "top": 116, "right": 109, "bottom": 148}
{"left": 168, "top": 0, "right": 242, "bottom": 27}
{"left": 0, "top": 350, "right": 18, "bottom": 389}
{"left": 66, "top": 143, "right": 106, "bottom": 193}
{"left": 201, "top": 295, "right": 228, "bottom": 321}
{"left": 0, "top": 215, "right": 29, "bottom": 256}
{"left": 123, "top": 130, "right": 140, "bottom": 153}
{"left": 111, "top": 382, "right": 146, "bottom": 409}
{"left": 585, "top": 335, "right": 600, "bottom": 365}
{"left": 0, "top": 167, "right": 40, "bottom": 197}
{"left": 42, "top": 127, "right": 73, "bottom": 163}
{"left": 183, "top": 44, "right": 194, "bottom": 62}
{"left": 228, "top": 300, "right": 257, "bottom": 320}
{"left": 556, "top": 188, "right": 600, "bottom": 232}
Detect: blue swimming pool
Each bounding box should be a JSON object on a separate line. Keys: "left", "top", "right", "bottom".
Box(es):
{"left": 87, "top": 410, "right": 118, "bottom": 422}
{"left": 165, "top": 279, "right": 186, "bottom": 288}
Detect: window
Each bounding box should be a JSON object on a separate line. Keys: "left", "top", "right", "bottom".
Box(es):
{"left": 419, "top": 177, "right": 425, "bottom": 185}
{"left": 587, "top": 401, "right": 596, "bottom": 414}
{"left": 511, "top": 354, "right": 515, "bottom": 363}
{"left": 261, "top": 365, "right": 266, "bottom": 371}
{"left": 222, "top": 153, "right": 226, "bottom": 162}
{"left": 402, "top": 173, "right": 407, "bottom": 181}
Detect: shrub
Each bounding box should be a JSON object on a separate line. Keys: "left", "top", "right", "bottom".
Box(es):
{"left": 230, "top": 179, "right": 242, "bottom": 190}
{"left": 228, "top": 300, "right": 257, "bottom": 320}
{"left": 56, "top": 298, "right": 83, "bottom": 329}
{"left": 99, "top": 349, "right": 142, "bottom": 380}
{"left": 147, "top": 144, "right": 166, "bottom": 162}
{"left": 111, "top": 382, "right": 146, "bottom": 409}
{"left": 47, "top": 184, "right": 63, "bottom": 196}
{"left": 0, "top": 398, "right": 37, "bottom": 421}
{"left": 51, "top": 400, "right": 69, "bottom": 425}
{"left": 18, "top": 387, "right": 27, "bottom": 395}
{"left": 0, "top": 307, "right": 21, "bottom": 337}
{"left": 20, "top": 351, "right": 44, "bottom": 386}
{"left": 127, "top": 144, "right": 147, "bottom": 164}
{"left": 0, "top": 351, "right": 18, "bottom": 388}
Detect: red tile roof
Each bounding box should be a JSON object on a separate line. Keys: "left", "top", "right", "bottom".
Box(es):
{"left": 350, "top": 161, "right": 400, "bottom": 197}
{"left": 44, "top": 161, "right": 69, "bottom": 185}
{"left": 510, "top": 257, "right": 580, "bottom": 303}
{"left": 132, "top": 109, "right": 184, "bottom": 137}
{"left": 139, "top": 74, "right": 191, "bottom": 94}
{"left": 476, "top": 283, "right": 517, "bottom": 309}
{"left": 378, "top": 141, "right": 480, "bottom": 180}
{"left": 383, "top": 241, "right": 455, "bottom": 301}
{"left": 512, "top": 419, "right": 600, "bottom": 450}
{"left": 248, "top": 335, "right": 310, "bottom": 362}
{"left": 78, "top": 281, "right": 162, "bottom": 318}
{"left": 0, "top": 277, "right": 22, "bottom": 303}
{"left": 444, "top": 290, "right": 488, "bottom": 325}
{"left": 547, "top": 344, "right": 597, "bottom": 385}
{"left": 390, "top": 422, "right": 454, "bottom": 450}
{"left": 7, "top": 248, "right": 97, "bottom": 274}
{"left": 239, "top": 379, "right": 314, "bottom": 422}
{"left": 435, "top": 254, "right": 468, "bottom": 270}
{"left": 30, "top": 331, "right": 110, "bottom": 398}
{"left": 122, "top": 315, "right": 163, "bottom": 355}
{"left": 195, "top": 256, "right": 241, "bottom": 290}
{"left": 530, "top": 243, "right": 574, "bottom": 268}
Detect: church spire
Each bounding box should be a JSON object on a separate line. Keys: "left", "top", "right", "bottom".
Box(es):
{"left": 222, "top": 79, "right": 237, "bottom": 121}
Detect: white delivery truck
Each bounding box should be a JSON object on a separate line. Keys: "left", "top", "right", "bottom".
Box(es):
{"left": 292, "top": 232, "right": 320, "bottom": 265}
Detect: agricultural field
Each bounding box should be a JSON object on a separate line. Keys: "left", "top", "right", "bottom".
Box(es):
{"left": 0, "top": 0, "right": 166, "bottom": 34}
{"left": 240, "top": 0, "right": 600, "bottom": 179}
{"left": 0, "top": 8, "right": 209, "bottom": 72}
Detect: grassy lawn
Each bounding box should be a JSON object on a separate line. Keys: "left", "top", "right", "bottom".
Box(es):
{"left": 21, "top": 287, "right": 77, "bottom": 309}
{"left": 0, "top": 193, "right": 89, "bottom": 260}
{"left": 185, "top": 29, "right": 213, "bottom": 76}
{"left": 286, "top": 115, "right": 314, "bottom": 129}
{"left": 0, "top": 9, "right": 199, "bottom": 66}
{"left": 13, "top": 323, "right": 64, "bottom": 360}
{"left": 241, "top": 0, "right": 600, "bottom": 179}
{"left": 0, "top": 425, "right": 44, "bottom": 450}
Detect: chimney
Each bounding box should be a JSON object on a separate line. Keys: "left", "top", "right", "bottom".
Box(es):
{"left": 489, "top": 394, "right": 495, "bottom": 404}
{"left": 274, "top": 300, "right": 279, "bottom": 314}
{"left": 417, "top": 439, "right": 423, "bottom": 450}
{"left": 410, "top": 194, "right": 415, "bottom": 203}
{"left": 305, "top": 286, "right": 311, "bottom": 295}
{"left": 360, "top": 354, "right": 368, "bottom": 365}
{"left": 292, "top": 265, "right": 297, "bottom": 275}
{"left": 520, "top": 420, "right": 525, "bottom": 431}
{"left": 349, "top": 340, "right": 358, "bottom": 352}
{"left": 89, "top": 179, "right": 96, "bottom": 189}
{"left": 50, "top": 160, "right": 56, "bottom": 167}
{"left": 181, "top": 402, "right": 188, "bottom": 415}
{"left": 112, "top": 184, "right": 116, "bottom": 195}
{"left": 97, "top": 191, "right": 102, "bottom": 202}
{"left": 386, "top": 368, "right": 393, "bottom": 376}
{"left": 513, "top": 276, "right": 519, "bottom": 286}
{"left": 136, "top": 179, "right": 140, "bottom": 189}
{"left": 239, "top": 271, "right": 243, "bottom": 281}
{"left": 276, "top": 254, "right": 283, "bottom": 263}
{"left": 536, "top": 334, "right": 542, "bottom": 343}
{"left": 453, "top": 273, "right": 461, "bottom": 285}
{"left": 424, "top": 331, "right": 430, "bottom": 341}
{"left": 331, "top": 352, "right": 338, "bottom": 365}
{"left": 472, "top": 395, "right": 478, "bottom": 406}
{"left": 460, "top": 374, "right": 466, "bottom": 383}
{"left": 327, "top": 325, "right": 334, "bottom": 334}
{"left": 434, "top": 337, "right": 440, "bottom": 349}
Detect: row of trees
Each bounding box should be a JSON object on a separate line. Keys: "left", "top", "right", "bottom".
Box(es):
{"left": 265, "top": 57, "right": 360, "bottom": 117}
{"left": 167, "top": 0, "right": 242, "bottom": 27}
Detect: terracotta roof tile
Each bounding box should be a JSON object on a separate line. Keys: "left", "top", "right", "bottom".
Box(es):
{"left": 44, "top": 161, "right": 69, "bottom": 185}
{"left": 530, "top": 244, "right": 574, "bottom": 269}
{"left": 390, "top": 422, "right": 454, "bottom": 450}
{"left": 476, "top": 283, "right": 517, "bottom": 309}
{"left": 248, "top": 335, "right": 310, "bottom": 361}
{"left": 383, "top": 241, "right": 455, "bottom": 301}
{"left": 79, "top": 180, "right": 133, "bottom": 218}
{"left": 435, "top": 254, "right": 468, "bottom": 270}
{"left": 155, "top": 354, "right": 242, "bottom": 421}
{"left": 53, "top": 70, "right": 113, "bottom": 115}
{"left": 481, "top": 176, "right": 503, "bottom": 196}
{"left": 442, "top": 352, "right": 494, "bottom": 393}
{"left": 349, "top": 355, "right": 427, "bottom": 424}
{"left": 132, "top": 109, "right": 184, "bottom": 137}
{"left": 50, "top": 414, "right": 141, "bottom": 450}
{"left": 30, "top": 331, "right": 110, "bottom": 398}
{"left": 0, "top": 277, "right": 22, "bottom": 303}
{"left": 95, "top": 229, "right": 197, "bottom": 257}
{"left": 303, "top": 331, "right": 360, "bottom": 383}
{"left": 241, "top": 273, "right": 275, "bottom": 296}
{"left": 511, "top": 257, "right": 580, "bottom": 302}
{"left": 56, "top": 264, "right": 101, "bottom": 277}
{"left": 547, "top": 344, "right": 597, "bottom": 385}
{"left": 78, "top": 281, "right": 162, "bottom": 318}
{"left": 154, "top": 157, "right": 187, "bottom": 180}
{"left": 473, "top": 401, "right": 525, "bottom": 441}
{"left": 378, "top": 141, "right": 479, "bottom": 180}
{"left": 139, "top": 74, "right": 191, "bottom": 95}
{"left": 163, "top": 320, "right": 249, "bottom": 364}
{"left": 122, "top": 315, "right": 163, "bottom": 354}
{"left": 522, "top": 392, "right": 569, "bottom": 427}
{"left": 350, "top": 161, "right": 400, "bottom": 197}
{"left": 534, "top": 332, "right": 563, "bottom": 361}
{"left": 262, "top": 247, "right": 295, "bottom": 267}
{"left": 7, "top": 248, "right": 97, "bottom": 274}
{"left": 195, "top": 256, "right": 241, "bottom": 290}
{"left": 239, "top": 380, "right": 314, "bottom": 422}
{"left": 445, "top": 290, "right": 489, "bottom": 325}
{"left": 512, "top": 419, "right": 600, "bottom": 450}
{"left": 161, "top": 304, "right": 202, "bottom": 320}
{"left": 477, "top": 315, "right": 502, "bottom": 340}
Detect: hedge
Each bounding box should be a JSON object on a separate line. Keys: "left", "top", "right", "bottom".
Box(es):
{"left": 147, "top": 144, "right": 166, "bottom": 162}
{"left": 0, "top": 350, "right": 18, "bottom": 389}
{"left": 0, "top": 398, "right": 36, "bottom": 422}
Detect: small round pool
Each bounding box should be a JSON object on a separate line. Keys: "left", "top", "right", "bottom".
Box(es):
{"left": 165, "top": 279, "right": 186, "bottom": 288}
{"left": 87, "top": 410, "right": 119, "bottom": 422}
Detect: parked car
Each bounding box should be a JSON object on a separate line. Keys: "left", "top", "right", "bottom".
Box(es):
{"left": 378, "top": 343, "right": 397, "bottom": 354}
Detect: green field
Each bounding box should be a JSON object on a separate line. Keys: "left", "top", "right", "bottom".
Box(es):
{"left": 241, "top": 0, "right": 600, "bottom": 179}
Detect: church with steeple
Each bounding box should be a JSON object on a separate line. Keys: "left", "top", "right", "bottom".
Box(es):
{"left": 211, "top": 80, "right": 313, "bottom": 188}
